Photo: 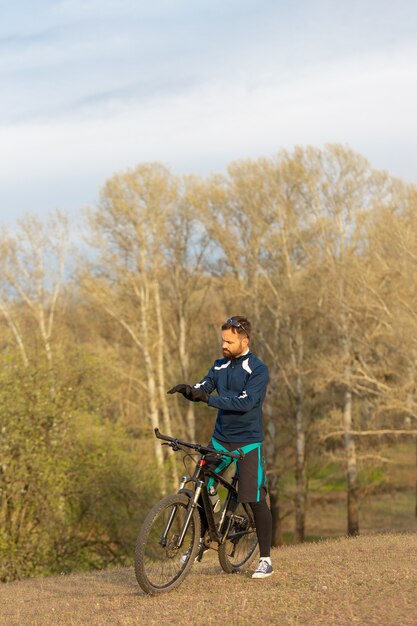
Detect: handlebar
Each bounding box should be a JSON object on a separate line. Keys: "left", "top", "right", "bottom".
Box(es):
{"left": 154, "top": 428, "right": 244, "bottom": 460}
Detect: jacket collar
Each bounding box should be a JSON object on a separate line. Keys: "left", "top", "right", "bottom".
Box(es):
{"left": 231, "top": 350, "right": 251, "bottom": 362}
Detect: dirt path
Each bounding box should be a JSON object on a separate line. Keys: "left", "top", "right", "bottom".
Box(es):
{"left": 1, "top": 534, "right": 416, "bottom": 625}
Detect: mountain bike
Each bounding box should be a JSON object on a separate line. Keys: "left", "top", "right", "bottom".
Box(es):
{"left": 134, "top": 428, "right": 259, "bottom": 595}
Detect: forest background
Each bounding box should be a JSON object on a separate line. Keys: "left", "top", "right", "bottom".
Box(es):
{"left": 1, "top": 144, "right": 416, "bottom": 582}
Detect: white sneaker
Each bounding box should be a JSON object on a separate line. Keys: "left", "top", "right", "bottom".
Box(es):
{"left": 251, "top": 559, "right": 274, "bottom": 579}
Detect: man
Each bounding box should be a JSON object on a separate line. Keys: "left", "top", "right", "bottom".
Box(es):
{"left": 168, "top": 315, "right": 273, "bottom": 579}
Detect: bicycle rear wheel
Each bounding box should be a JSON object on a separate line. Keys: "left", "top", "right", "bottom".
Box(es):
{"left": 218, "top": 502, "right": 259, "bottom": 573}
{"left": 134, "top": 493, "right": 201, "bottom": 594}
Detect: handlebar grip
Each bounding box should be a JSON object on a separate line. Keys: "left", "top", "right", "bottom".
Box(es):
{"left": 154, "top": 428, "right": 173, "bottom": 442}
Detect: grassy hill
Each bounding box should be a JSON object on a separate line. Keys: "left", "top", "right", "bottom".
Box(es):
{"left": 1, "top": 533, "right": 416, "bottom": 626}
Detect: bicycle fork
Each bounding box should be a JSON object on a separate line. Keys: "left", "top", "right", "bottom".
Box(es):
{"left": 160, "top": 480, "right": 204, "bottom": 549}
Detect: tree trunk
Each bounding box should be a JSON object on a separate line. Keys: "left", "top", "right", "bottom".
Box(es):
{"left": 264, "top": 387, "right": 284, "bottom": 546}
{"left": 0, "top": 304, "right": 29, "bottom": 367}
{"left": 178, "top": 308, "right": 195, "bottom": 441}
{"left": 138, "top": 284, "right": 166, "bottom": 492}
{"left": 154, "top": 280, "right": 177, "bottom": 486}
{"left": 406, "top": 359, "right": 417, "bottom": 518}
{"left": 294, "top": 370, "right": 306, "bottom": 543}
{"left": 343, "top": 384, "right": 359, "bottom": 536}
{"left": 289, "top": 319, "right": 307, "bottom": 543}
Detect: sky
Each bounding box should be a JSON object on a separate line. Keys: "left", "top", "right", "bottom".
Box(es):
{"left": 1, "top": 0, "right": 417, "bottom": 226}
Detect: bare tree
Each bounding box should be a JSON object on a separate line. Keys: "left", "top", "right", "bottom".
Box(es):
{"left": 85, "top": 164, "right": 184, "bottom": 484}
{"left": 0, "top": 211, "right": 69, "bottom": 374}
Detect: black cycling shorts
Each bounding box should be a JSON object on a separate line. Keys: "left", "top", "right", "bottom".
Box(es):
{"left": 205, "top": 438, "right": 267, "bottom": 503}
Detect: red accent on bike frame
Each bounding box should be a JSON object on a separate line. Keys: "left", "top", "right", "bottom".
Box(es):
{"left": 199, "top": 459, "right": 207, "bottom": 466}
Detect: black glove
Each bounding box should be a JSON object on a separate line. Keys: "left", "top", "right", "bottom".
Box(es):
{"left": 167, "top": 384, "right": 208, "bottom": 403}
{"left": 188, "top": 387, "right": 209, "bottom": 403}
{"left": 167, "top": 384, "right": 192, "bottom": 398}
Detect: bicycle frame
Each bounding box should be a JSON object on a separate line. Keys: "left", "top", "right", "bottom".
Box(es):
{"left": 178, "top": 455, "right": 240, "bottom": 547}
{"left": 154, "top": 428, "right": 251, "bottom": 552}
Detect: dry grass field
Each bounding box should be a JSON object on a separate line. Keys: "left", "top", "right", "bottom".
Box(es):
{"left": 1, "top": 533, "right": 416, "bottom": 626}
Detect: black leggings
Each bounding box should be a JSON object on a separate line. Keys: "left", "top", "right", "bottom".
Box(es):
{"left": 249, "top": 499, "right": 272, "bottom": 558}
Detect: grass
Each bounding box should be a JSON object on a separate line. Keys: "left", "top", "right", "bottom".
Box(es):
{"left": 1, "top": 441, "right": 415, "bottom": 624}
{"left": 1, "top": 533, "right": 416, "bottom": 626}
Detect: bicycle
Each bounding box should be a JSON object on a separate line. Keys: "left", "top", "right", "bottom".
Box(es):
{"left": 134, "top": 428, "right": 259, "bottom": 594}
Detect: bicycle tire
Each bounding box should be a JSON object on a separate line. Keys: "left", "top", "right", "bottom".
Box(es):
{"left": 134, "top": 493, "right": 201, "bottom": 594}
{"left": 218, "top": 502, "right": 259, "bottom": 573}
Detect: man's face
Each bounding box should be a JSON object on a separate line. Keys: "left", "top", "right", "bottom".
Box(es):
{"left": 221, "top": 328, "right": 249, "bottom": 359}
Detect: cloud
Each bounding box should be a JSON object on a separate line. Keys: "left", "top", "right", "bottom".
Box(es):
{"left": 2, "top": 39, "right": 416, "bottom": 175}
{"left": 1, "top": 0, "right": 417, "bottom": 222}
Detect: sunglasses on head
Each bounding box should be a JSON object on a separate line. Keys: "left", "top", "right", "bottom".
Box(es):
{"left": 224, "top": 318, "right": 249, "bottom": 337}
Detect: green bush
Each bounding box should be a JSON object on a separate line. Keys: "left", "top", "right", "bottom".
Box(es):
{"left": 0, "top": 352, "right": 160, "bottom": 581}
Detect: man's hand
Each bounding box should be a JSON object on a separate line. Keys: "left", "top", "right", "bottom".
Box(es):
{"left": 188, "top": 387, "right": 209, "bottom": 403}
{"left": 167, "top": 384, "right": 209, "bottom": 403}
{"left": 167, "top": 384, "right": 192, "bottom": 397}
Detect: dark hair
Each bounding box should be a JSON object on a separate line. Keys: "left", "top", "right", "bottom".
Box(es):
{"left": 221, "top": 316, "right": 251, "bottom": 339}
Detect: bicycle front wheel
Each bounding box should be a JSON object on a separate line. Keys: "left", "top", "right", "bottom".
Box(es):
{"left": 218, "top": 502, "right": 259, "bottom": 573}
{"left": 134, "top": 493, "right": 201, "bottom": 594}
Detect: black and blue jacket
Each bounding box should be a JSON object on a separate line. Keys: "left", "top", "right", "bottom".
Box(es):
{"left": 193, "top": 351, "right": 269, "bottom": 443}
